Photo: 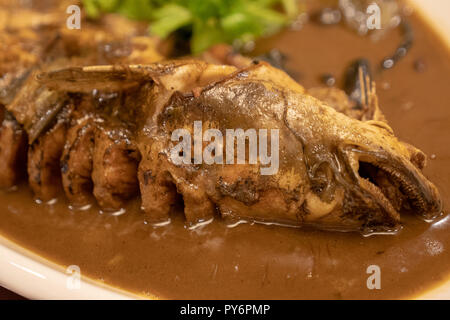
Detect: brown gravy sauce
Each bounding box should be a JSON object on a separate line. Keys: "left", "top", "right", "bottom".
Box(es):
{"left": 0, "top": 12, "right": 449, "bottom": 299}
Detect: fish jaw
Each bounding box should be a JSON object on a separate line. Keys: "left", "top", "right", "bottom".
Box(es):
{"left": 343, "top": 144, "right": 442, "bottom": 222}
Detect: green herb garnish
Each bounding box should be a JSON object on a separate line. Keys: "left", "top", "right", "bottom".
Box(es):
{"left": 82, "top": 0, "right": 299, "bottom": 54}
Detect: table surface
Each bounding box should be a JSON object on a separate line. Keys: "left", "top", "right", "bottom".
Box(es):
{"left": 0, "top": 286, "right": 25, "bottom": 300}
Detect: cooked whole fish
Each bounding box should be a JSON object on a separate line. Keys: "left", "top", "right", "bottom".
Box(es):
{"left": 33, "top": 60, "right": 442, "bottom": 234}
{"left": 0, "top": 1, "right": 442, "bottom": 234}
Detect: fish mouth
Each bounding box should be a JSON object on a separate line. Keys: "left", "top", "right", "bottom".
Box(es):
{"left": 348, "top": 149, "right": 442, "bottom": 222}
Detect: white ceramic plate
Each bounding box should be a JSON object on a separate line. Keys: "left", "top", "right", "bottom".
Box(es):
{"left": 0, "top": 0, "right": 449, "bottom": 300}
{"left": 0, "top": 235, "right": 137, "bottom": 299}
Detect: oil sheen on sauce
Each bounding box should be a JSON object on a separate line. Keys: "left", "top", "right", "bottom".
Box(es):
{"left": 0, "top": 12, "right": 449, "bottom": 299}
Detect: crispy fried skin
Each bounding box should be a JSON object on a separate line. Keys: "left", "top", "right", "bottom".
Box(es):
{"left": 138, "top": 139, "right": 215, "bottom": 224}
{"left": 27, "top": 119, "right": 67, "bottom": 201}
{"left": 138, "top": 141, "right": 177, "bottom": 223}
{"left": 0, "top": 105, "right": 27, "bottom": 188}
{"left": 61, "top": 117, "right": 95, "bottom": 207}
{"left": 91, "top": 125, "right": 140, "bottom": 211}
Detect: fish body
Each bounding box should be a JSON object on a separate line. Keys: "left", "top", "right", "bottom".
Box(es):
{"left": 37, "top": 60, "right": 442, "bottom": 233}
{"left": 0, "top": 1, "right": 441, "bottom": 234}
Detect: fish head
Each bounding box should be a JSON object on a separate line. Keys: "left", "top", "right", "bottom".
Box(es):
{"left": 286, "top": 92, "right": 442, "bottom": 233}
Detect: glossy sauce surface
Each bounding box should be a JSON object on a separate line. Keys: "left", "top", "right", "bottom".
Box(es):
{"left": 0, "top": 11, "right": 449, "bottom": 299}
